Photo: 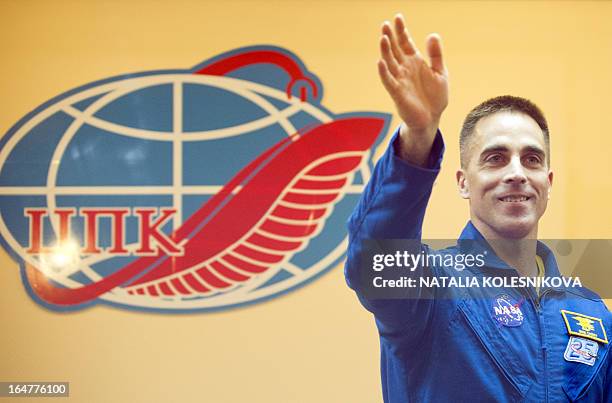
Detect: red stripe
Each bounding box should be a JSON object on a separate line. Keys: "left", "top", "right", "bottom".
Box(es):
{"left": 170, "top": 278, "right": 191, "bottom": 295}
{"left": 261, "top": 219, "right": 317, "bottom": 238}
{"left": 294, "top": 178, "right": 346, "bottom": 190}
{"left": 223, "top": 254, "right": 267, "bottom": 274}
{"left": 211, "top": 261, "right": 250, "bottom": 282}
{"left": 247, "top": 232, "right": 301, "bottom": 251}
{"left": 147, "top": 285, "right": 159, "bottom": 296}
{"left": 271, "top": 205, "right": 326, "bottom": 220}
{"left": 158, "top": 282, "right": 174, "bottom": 296}
{"left": 196, "top": 51, "right": 305, "bottom": 84}
{"left": 234, "top": 245, "right": 284, "bottom": 264}
{"left": 305, "top": 156, "right": 361, "bottom": 176}
{"left": 183, "top": 273, "right": 210, "bottom": 293}
{"left": 282, "top": 192, "right": 338, "bottom": 205}
{"left": 196, "top": 267, "right": 232, "bottom": 289}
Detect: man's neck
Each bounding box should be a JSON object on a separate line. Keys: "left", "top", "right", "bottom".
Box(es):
{"left": 471, "top": 219, "right": 539, "bottom": 277}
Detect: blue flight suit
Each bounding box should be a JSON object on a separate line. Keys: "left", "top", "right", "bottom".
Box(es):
{"left": 345, "top": 129, "right": 612, "bottom": 402}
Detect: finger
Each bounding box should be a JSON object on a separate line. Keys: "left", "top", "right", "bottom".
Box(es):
{"left": 380, "top": 35, "right": 400, "bottom": 77}
{"left": 426, "top": 33, "right": 445, "bottom": 74}
{"left": 382, "top": 21, "right": 405, "bottom": 63}
{"left": 394, "top": 14, "right": 418, "bottom": 56}
{"left": 378, "top": 59, "right": 399, "bottom": 95}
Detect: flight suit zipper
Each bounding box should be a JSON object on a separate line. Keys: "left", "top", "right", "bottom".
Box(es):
{"left": 532, "top": 288, "right": 551, "bottom": 402}
{"left": 540, "top": 307, "right": 548, "bottom": 403}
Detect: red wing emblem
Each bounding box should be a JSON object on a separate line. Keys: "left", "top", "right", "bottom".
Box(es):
{"left": 25, "top": 117, "right": 384, "bottom": 305}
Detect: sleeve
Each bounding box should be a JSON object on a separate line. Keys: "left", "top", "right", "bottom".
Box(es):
{"left": 344, "top": 126, "right": 445, "bottom": 335}
{"left": 604, "top": 321, "right": 612, "bottom": 402}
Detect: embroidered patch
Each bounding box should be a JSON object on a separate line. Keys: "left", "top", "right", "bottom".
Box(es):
{"left": 564, "top": 336, "right": 599, "bottom": 366}
{"left": 491, "top": 294, "right": 524, "bottom": 327}
{"left": 561, "top": 310, "right": 608, "bottom": 344}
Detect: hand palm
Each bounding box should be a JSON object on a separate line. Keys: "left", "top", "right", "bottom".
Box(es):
{"left": 378, "top": 15, "right": 449, "bottom": 132}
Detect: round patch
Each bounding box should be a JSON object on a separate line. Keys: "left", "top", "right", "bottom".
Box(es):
{"left": 491, "top": 293, "right": 524, "bottom": 327}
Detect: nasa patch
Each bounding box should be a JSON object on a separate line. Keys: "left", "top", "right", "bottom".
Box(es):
{"left": 491, "top": 293, "right": 524, "bottom": 327}
{"left": 564, "top": 336, "right": 599, "bottom": 366}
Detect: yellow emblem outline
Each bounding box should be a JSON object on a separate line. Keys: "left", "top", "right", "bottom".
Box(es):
{"left": 561, "top": 309, "right": 608, "bottom": 344}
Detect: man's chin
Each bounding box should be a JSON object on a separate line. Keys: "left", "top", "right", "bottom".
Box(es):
{"left": 492, "top": 217, "right": 537, "bottom": 239}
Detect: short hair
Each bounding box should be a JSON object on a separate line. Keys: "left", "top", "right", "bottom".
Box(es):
{"left": 459, "top": 95, "right": 550, "bottom": 167}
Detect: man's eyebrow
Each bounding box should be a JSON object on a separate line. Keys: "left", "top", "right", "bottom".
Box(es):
{"left": 479, "top": 145, "right": 509, "bottom": 157}
{"left": 522, "top": 145, "right": 546, "bottom": 156}
{"left": 479, "top": 144, "right": 546, "bottom": 157}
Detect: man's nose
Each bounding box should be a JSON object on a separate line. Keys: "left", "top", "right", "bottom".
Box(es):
{"left": 503, "top": 157, "right": 527, "bottom": 184}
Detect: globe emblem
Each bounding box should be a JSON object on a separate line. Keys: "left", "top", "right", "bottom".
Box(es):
{"left": 0, "top": 47, "right": 389, "bottom": 312}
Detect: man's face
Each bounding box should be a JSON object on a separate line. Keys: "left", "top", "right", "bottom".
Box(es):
{"left": 456, "top": 111, "right": 553, "bottom": 239}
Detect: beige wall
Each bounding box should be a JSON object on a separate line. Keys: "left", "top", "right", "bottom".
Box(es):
{"left": 1, "top": 1, "right": 611, "bottom": 402}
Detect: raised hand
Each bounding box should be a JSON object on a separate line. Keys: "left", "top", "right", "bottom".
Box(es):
{"left": 378, "top": 14, "right": 449, "bottom": 165}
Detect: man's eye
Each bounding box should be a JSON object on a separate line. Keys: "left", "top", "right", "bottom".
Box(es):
{"left": 525, "top": 155, "right": 542, "bottom": 165}
{"left": 485, "top": 154, "right": 503, "bottom": 163}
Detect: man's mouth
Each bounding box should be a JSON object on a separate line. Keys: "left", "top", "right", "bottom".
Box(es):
{"left": 499, "top": 195, "right": 531, "bottom": 203}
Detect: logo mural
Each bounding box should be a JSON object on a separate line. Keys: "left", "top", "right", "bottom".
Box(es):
{"left": 0, "top": 46, "right": 390, "bottom": 312}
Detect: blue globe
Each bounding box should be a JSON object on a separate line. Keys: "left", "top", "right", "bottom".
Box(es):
{"left": 0, "top": 66, "right": 380, "bottom": 312}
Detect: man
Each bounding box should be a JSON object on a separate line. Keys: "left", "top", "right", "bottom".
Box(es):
{"left": 345, "top": 14, "right": 612, "bottom": 402}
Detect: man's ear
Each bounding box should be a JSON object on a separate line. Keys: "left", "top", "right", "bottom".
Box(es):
{"left": 547, "top": 169, "right": 554, "bottom": 199}
{"left": 456, "top": 169, "right": 470, "bottom": 199}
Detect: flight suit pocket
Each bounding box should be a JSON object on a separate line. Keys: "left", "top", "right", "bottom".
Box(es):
{"left": 457, "top": 299, "right": 534, "bottom": 398}
{"left": 432, "top": 307, "right": 525, "bottom": 402}
{"left": 549, "top": 295, "right": 611, "bottom": 401}
{"left": 562, "top": 340, "right": 609, "bottom": 402}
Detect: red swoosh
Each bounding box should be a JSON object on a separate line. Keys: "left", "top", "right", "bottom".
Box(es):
{"left": 26, "top": 117, "right": 384, "bottom": 305}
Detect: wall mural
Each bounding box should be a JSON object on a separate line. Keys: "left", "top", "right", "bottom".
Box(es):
{"left": 0, "top": 46, "right": 389, "bottom": 312}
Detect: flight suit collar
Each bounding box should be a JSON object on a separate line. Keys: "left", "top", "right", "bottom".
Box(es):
{"left": 457, "top": 221, "right": 598, "bottom": 299}
{"left": 457, "top": 221, "right": 557, "bottom": 273}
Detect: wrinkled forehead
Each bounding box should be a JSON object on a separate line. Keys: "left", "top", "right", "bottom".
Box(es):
{"left": 470, "top": 111, "right": 548, "bottom": 156}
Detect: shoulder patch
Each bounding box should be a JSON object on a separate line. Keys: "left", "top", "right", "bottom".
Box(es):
{"left": 561, "top": 309, "right": 608, "bottom": 344}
